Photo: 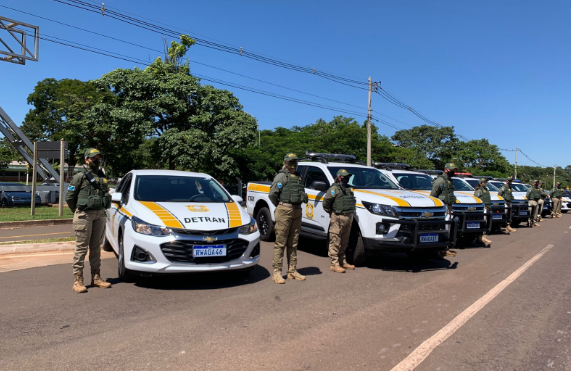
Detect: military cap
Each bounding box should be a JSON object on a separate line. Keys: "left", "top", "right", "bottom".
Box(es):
{"left": 284, "top": 153, "right": 298, "bottom": 161}
{"left": 557, "top": 182, "right": 561, "bottom": 185}
{"left": 479, "top": 178, "right": 488, "bottom": 184}
{"left": 84, "top": 148, "right": 102, "bottom": 158}
{"left": 337, "top": 169, "right": 352, "bottom": 177}
{"left": 444, "top": 162, "right": 457, "bottom": 170}
{"left": 507, "top": 176, "right": 514, "bottom": 181}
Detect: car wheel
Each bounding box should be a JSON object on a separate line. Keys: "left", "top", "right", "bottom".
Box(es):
{"left": 256, "top": 207, "right": 275, "bottom": 242}
{"left": 118, "top": 232, "right": 134, "bottom": 282}
{"left": 0, "top": 198, "right": 8, "bottom": 208}
{"left": 102, "top": 234, "right": 114, "bottom": 252}
{"left": 346, "top": 224, "right": 367, "bottom": 266}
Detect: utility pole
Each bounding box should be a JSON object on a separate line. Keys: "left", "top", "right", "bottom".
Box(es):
{"left": 514, "top": 147, "right": 518, "bottom": 179}
{"left": 367, "top": 77, "right": 372, "bottom": 166}
{"left": 553, "top": 164, "right": 557, "bottom": 189}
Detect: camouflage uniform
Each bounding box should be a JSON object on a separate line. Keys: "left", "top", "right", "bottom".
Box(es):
{"left": 323, "top": 169, "right": 356, "bottom": 272}
{"left": 526, "top": 181, "right": 541, "bottom": 227}
{"left": 474, "top": 180, "right": 492, "bottom": 246}
{"left": 551, "top": 183, "right": 564, "bottom": 218}
{"left": 268, "top": 153, "right": 308, "bottom": 283}
{"left": 430, "top": 163, "right": 457, "bottom": 256}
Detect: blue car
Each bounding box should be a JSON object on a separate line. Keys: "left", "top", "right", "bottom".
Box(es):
{"left": 0, "top": 183, "right": 42, "bottom": 207}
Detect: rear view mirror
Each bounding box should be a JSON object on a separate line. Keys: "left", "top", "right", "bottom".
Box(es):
{"left": 311, "top": 181, "right": 328, "bottom": 192}
{"left": 111, "top": 192, "right": 122, "bottom": 204}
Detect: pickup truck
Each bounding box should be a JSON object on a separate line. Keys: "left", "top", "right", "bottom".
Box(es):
{"left": 486, "top": 180, "right": 530, "bottom": 226}
{"left": 246, "top": 153, "right": 456, "bottom": 265}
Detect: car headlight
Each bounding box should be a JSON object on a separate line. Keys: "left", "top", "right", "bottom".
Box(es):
{"left": 239, "top": 218, "right": 258, "bottom": 235}
{"left": 131, "top": 216, "right": 171, "bottom": 236}
{"left": 362, "top": 201, "right": 398, "bottom": 217}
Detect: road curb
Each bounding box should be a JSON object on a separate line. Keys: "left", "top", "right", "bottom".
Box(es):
{"left": 0, "top": 219, "right": 73, "bottom": 230}
{"left": 0, "top": 241, "right": 76, "bottom": 256}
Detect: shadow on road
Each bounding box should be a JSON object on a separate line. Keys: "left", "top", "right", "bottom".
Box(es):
{"left": 112, "top": 264, "right": 271, "bottom": 291}
{"left": 364, "top": 253, "right": 459, "bottom": 273}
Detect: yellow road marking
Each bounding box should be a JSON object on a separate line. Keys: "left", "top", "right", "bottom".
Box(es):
{"left": 139, "top": 201, "right": 184, "bottom": 228}
{"left": 0, "top": 232, "right": 72, "bottom": 240}
{"left": 226, "top": 202, "right": 243, "bottom": 228}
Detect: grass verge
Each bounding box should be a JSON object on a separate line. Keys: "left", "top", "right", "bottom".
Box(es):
{"left": 0, "top": 206, "right": 74, "bottom": 222}
{"left": 0, "top": 236, "right": 76, "bottom": 246}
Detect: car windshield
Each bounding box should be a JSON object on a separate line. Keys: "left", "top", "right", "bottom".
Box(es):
{"left": 392, "top": 172, "right": 433, "bottom": 190}
{"left": 327, "top": 167, "right": 399, "bottom": 190}
{"left": 486, "top": 182, "right": 500, "bottom": 191}
{"left": 510, "top": 183, "right": 529, "bottom": 192}
{"left": 134, "top": 175, "right": 231, "bottom": 203}
{"left": 489, "top": 181, "right": 504, "bottom": 190}
{"left": 563, "top": 191, "right": 571, "bottom": 197}
{"left": 452, "top": 178, "right": 475, "bottom": 191}
{"left": 463, "top": 178, "right": 480, "bottom": 189}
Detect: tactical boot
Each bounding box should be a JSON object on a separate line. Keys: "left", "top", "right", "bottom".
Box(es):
{"left": 272, "top": 269, "right": 285, "bottom": 284}
{"left": 330, "top": 265, "right": 346, "bottom": 273}
{"left": 446, "top": 250, "right": 457, "bottom": 257}
{"left": 73, "top": 273, "right": 87, "bottom": 293}
{"left": 91, "top": 270, "right": 112, "bottom": 288}
{"left": 533, "top": 223, "right": 541, "bottom": 227}
{"left": 287, "top": 266, "right": 306, "bottom": 281}
{"left": 506, "top": 225, "right": 517, "bottom": 232}
{"left": 341, "top": 262, "right": 355, "bottom": 270}
{"left": 479, "top": 236, "right": 492, "bottom": 247}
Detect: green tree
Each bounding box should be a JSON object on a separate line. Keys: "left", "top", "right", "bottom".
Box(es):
{"left": 391, "top": 125, "right": 460, "bottom": 169}
{"left": 456, "top": 138, "right": 512, "bottom": 175}
{"left": 0, "top": 137, "right": 18, "bottom": 170}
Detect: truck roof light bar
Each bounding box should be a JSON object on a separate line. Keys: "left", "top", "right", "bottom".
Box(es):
{"left": 303, "top": 150, "right": 362, "bottom": 164}
{"left": 372, "top": 162, "right": 411, "bottom": 170}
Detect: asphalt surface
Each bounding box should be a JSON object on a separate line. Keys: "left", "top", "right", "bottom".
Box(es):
{"left": 0, "top": 224, "right": 74, "bottom": 243}
{"left": 1, "top": 217, "right": 570, "bottom": 371}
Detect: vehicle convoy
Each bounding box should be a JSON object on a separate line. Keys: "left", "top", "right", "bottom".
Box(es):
{"left": 0, "top": 182, "right": 42, "bottom": 207}
{"left": 247, "top": 153, "right": 456, "bottom": 265}
{"left": 487, "top": 180, "right": 530, "bottom": 226}
{"left": 104, "top": 170, "right": 260, "bottom": 280}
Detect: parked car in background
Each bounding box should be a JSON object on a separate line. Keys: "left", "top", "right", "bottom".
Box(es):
{"left": 0, "top": 183, "right": 42, "bottom": 207}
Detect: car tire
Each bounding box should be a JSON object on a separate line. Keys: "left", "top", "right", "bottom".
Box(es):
{"left": 0, "top": 198, "right": 8, "bottom": 208}
{"left": 102, "top": 234, "right": 114, "bottom": 252}
{"left": 256, "top": 207, "right": 275, "bottom": 242}
{"left": 118, "top": 232, "right": 135, "bottom": 282}
{"left": 346, "top": 224, "right": 367, "bottom": 266}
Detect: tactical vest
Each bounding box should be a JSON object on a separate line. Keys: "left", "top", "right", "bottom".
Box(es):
{"left": 435, "top": 175, "right": 456, "bottom": 205}
{"left": 529, "top": 188, "right": 541, "bottom": 201}
{"left": 331, "top": 184, "right": 356, "bottom": 214}
{"left": 278, "top": 169, "right": 305, "bottom": 205}
{"left": 552, "top": 188, "right": 564, "bottom": 198}
{"left": 76, "top": 168, "right": 111, "bottom": 211}
{"left": 475, "top": 187, "right": 491, "bottom": 206}
{"left": 539, "top": 188, "right": 547, "bottom": 199}
{"left": 500, "top": 184, "right": 514, "bottom": 201}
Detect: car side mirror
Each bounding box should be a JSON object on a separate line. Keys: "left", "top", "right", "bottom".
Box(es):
{"left": 111, "top": 192, "right": 122, "bottom": 204}
{"left": 231, "top": 195, "right": 243, "bottom": 203}
{"left": 311, "top": 181, "right": 328, "bottom": 192}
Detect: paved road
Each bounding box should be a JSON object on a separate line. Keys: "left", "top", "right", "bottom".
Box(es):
{"left": 0, "top": 224, "right": 74, "bottom": 243}
{"left": 1, "top": 218, "right": 570, "bottom": 371}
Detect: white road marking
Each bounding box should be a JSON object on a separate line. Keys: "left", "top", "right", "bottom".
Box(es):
{"left": 391, "top": 244, "right": 555, "bottom": 371}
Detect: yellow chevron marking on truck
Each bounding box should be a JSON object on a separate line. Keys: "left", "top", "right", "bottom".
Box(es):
{"left": 248, "top": 184, "right": 270, "bottom": 193}
{"left": 226, "top": 202, "right": 243, "bottom": 228}
{"left": 308, "top": 194, "right": 324, "bottom": 202}
{"left": 456, "top": 192, "right": 483, "bottom": 203}
{"left": 354, "top": 189, "right": 410, "bottom": 207}
{"left": 119, "top": 206, "right": 133, "bottom": 217}
{"left": 412, "top": 191, "right": 445, "bottom": 207}
{"left": 139, "top": 202, "right": 184, "bottom": 228}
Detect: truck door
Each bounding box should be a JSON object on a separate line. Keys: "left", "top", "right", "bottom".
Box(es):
{"left": 301, "top": 166, "right": 331, "bottom": 237}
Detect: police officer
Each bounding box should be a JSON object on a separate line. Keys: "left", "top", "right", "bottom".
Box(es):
{"left": 537, "top": 181, "right": 548, "bottom": 222}
{"left": 323, "top": 169, "right": 356, "bottom": 273}
{"left": 473, "top": 179, "right": 492, "bottom": 247}
{"left": 430, "top": 163, "right": 457, "bottom": 257}
{"left": 66, "top": 148, "right": 112, "bottom": 293}
{"left": 497, "top": 177, "right": 517, "bottom": 233}
{"left": 268, "top": 153, "right": 308, "bottom": 284}
{"left": 526, "top": 180, "right": 541, "bottom": 227}
{"left": 551, "top": 182, "right": 564, "bottom": 218}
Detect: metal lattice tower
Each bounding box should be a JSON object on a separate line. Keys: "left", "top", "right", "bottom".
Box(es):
{"left": 0, "top": 15, "right": 60, "bottom": 181}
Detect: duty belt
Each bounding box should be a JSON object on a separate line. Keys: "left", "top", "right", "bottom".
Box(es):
{"left": 334, "top": 212, "right": 354, "bottom": 216}
{"left": 278, "top": 202, "right": 302, "bottom": 209}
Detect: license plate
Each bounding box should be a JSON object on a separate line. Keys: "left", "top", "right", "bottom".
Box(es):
{"left": 466, "top": 222, "right": 480, "bottom": 229}
{"left": 192, "top": 245, "right": 227, "bottom": 258}
{"left": 419, "top": 233, "right": 438, "bottom": 243}
{"left": 492, "top": 214, "right": 503, "bottom": 220}
{"left": 519, "top": 211, "right": 528, "bottom": 216}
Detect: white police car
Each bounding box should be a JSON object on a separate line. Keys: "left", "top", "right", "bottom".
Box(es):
{"left": 104, "top": 170, "right": 260, "bottom": 281}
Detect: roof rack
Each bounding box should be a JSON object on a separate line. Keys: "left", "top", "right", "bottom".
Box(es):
{"left": 372, "top": 162, "right": 410, "bottom": 170}
{"left": 416, "top": 169, "right": 443, "bottom": 175}
{"left": 303, "top": 151, "right": 364, "bottom": 164}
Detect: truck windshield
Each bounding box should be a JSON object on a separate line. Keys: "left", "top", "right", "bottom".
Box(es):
{"left": 134, "top": 175, "right": 231, "bottom": 203}
{"left": 392, "top": 172, "right": 433, "bottom": 190}
{"left": 327, "top": 167, "right": 399, "bottom": 190}
{"left": 510, "top": 183, "right": 529, "bottom": 192}
{"left": 451, "top": 178, "right": 474, "bottom": 191}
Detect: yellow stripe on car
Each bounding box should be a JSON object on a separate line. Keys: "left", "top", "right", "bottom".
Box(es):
{"left": 413, "top": 191, "right": 445, "bottom": 207}
{"left": 308, "top": 194, "right": 324, "bottom": 202}
{"left": 248, "top": 184, "right": 270, "bottom": 193}
{"left": 226, "top": 202, "right": 243, "bottom": 228}
{"left": 456, "top": 192, "right": 483, "bottom": 203}
{"left": 120, "top": 207, "right": 133, "bottom": 217}
{"left": 139, "top": 201, "right": 184, "bottom": 228}
{"left": 354, "top": 189, "right": 410, "bottom": 207}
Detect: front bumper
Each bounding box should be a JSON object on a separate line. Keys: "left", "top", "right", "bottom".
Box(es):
{"left": 490, "top": 205, "right": 509, "bottom": 225}
{"left": 452, "top": 211, "right": 492, "bottom": 235}
{"left": 509, "top": 204, "right": 530, "bottom": 220}
{"left": 122, "top": 225, "right": 261, "bottom": 273}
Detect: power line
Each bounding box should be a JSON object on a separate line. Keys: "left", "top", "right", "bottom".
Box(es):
{"left": 50, "top": 0, "right": 370, "bottom": 90}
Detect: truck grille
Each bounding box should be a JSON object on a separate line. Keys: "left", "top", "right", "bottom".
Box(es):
{"left": 160, "top": 239, "right": 249, "bottom": 264}
{"left": 171, "top": 227, "right": 239, "bottom": 236}
{"left": 452, "top": 204, "right": 485, "bottom": 212}
{"left": 400, "top": 223, "right": 446, "bottom": 232}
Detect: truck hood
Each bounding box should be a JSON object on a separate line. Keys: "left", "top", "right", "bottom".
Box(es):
{"left": 354, "top": 189, "right": 444, "bottom": 208}
{"left": 414, "top": 190, "right": 482, "bottom": 205}
{"left": 130, "top": 201, "right": 250, "bottom": 231}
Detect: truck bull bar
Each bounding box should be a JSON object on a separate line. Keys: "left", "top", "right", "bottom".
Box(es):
{"left": 452, "top": 211, "right": 492, "bottom": 235}
{"left": 393, "top": 219, "right": 457, "bottom": 251}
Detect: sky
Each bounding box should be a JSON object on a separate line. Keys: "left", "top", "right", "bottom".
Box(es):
{"left": 1, "top": 0, "right": 570, "bottom": 168}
